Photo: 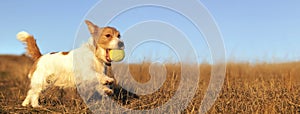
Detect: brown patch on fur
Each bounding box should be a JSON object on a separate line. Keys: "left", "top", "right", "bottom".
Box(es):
{"left": 23, "top": 36, "right": 42, "bottom": 61}
{"left": 50, "top": 52, "right": 58, "bottom": 54}
{"left": 28, "top": 58, "right": 40, "bottom": 79}
{"left": 61, "top": 52, "right": 69, "bottom": 55}
{"left": 85, "top": 20, "right": 124, "bottom": 63}
{"left": 96, "top": 27, "right": 120, "bottom": 49}
{"left": 85, "top": 20, "right": 120, "bottom": 49}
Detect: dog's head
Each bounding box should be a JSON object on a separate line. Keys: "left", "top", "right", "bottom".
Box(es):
{"left": 85, "top": 20, "right": 125, "bottom": 63}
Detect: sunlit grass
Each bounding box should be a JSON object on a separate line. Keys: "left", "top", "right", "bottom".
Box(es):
{"left": 0, "top": 55, "right": 299, "bottom": 113}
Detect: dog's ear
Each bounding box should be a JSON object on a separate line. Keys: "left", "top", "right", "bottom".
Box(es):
{"left": 85, "top": 20, "right": 103, "bottom": 48}
{"left": 85, "top": 20, "right": 98, "bottom": 34}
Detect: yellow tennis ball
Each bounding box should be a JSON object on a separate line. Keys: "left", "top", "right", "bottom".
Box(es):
{"left": 109, "top": 49, "right": 125, "bottom": 62}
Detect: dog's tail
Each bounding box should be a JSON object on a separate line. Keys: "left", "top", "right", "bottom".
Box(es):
{"left": 17, "top": 31, "right": 42, "bottom": 61}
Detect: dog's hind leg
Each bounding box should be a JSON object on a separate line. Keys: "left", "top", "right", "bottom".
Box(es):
{"left": 23, "top": 68, "right": 50, "bottom": 107}
{"left": 22, "top": 90, "right": 31, "bottom": 106}
{"left": 22, "top": 82, "right": 44, "bottom": 107}
{"left": 29, "top": 84, "right": 43, "bottom": 107}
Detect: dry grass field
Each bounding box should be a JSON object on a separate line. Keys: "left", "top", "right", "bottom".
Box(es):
{"left": 0, "top": 55, "right": 299, "bottom": 113}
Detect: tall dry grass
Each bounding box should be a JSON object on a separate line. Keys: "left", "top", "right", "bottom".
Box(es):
{"left": 0, "top": 55, "right": 299, "bottom": 113}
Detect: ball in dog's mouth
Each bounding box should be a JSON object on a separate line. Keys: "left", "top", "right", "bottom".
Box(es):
{"left": 105, "top": 49, "right": 125, "bottom": 62}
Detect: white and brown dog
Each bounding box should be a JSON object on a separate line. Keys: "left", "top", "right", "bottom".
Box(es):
{"left": 17, "top": 20, "right": 124, "bottom": 107}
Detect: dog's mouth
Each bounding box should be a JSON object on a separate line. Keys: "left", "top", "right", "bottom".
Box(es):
{"left": 105, "top": 49, "right": 112, "bottom": 63}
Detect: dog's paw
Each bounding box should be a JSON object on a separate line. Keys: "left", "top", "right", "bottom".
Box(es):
{"left": 31, "top": 104, "right": 41, "bottom": 108}
{"left": 22, "top": 101, "right": 29, "bottom": 107}
{"left": 101, "top": 77, "right": 114, "bottom": 85}
{"left": 103, "top": 88, "right": 114, "bottom": 95}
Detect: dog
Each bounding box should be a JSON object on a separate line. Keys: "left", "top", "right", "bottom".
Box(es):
{"left": 17, "top": 20, "right": 125, "bottom": 107}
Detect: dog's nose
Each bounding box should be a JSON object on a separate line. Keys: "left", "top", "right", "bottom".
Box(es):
{"left": 118, "top": 41, "right": 124, "bottom": 48}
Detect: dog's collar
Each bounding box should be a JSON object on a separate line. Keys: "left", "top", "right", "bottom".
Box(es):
{"left": 105, "top": 62, "right": 111, "bottom": 66}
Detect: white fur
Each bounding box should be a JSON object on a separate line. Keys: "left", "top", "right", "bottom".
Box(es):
{"left": 17, "top": 31, "right": 31, "bottom": 41}
{"left": 109, "top": 37, "right": 123, "bottom": 49}
{"left": 21, "top": 37, "right": 115, "bottom": 107}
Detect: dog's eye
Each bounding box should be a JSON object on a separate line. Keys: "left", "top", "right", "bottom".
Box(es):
{"left": 117, "top": 34, "right": 121, "bottom": 38}
{"left": 105, "top": 34, "right": 111, "bottom": 38}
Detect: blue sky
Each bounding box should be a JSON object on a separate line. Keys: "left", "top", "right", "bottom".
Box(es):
{"left": 202, "top": 1, "right": 300, "bottom": 62}
{"left": 1, "top": 0, "right": 299, "bottom": 63}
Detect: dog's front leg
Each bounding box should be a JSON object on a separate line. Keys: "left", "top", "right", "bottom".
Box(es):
{"left": 97, "top": 84, "right": 114, "bottom": 95}
{"left": 98, "top": 73, "right": 115, "bottom": 85}
{"left": 96, "top": 73, "right": 114, "bottom": 95}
